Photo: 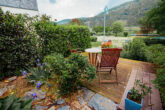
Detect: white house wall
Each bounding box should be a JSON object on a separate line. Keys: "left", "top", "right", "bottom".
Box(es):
{"left": 0, "top": 6, "right": 39, "bottom": 17}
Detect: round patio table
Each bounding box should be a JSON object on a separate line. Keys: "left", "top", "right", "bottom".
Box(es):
{"left": 85, "top": 47, "right": 101, "bottom": 66}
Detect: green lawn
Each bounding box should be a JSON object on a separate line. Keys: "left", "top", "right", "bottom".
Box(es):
{"left": 91, "top": 42, "right": 102, "bottom": 47}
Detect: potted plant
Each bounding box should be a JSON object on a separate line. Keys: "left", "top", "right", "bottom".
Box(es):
{"left": 101, "top": 40, "right": 112, "bottom": 48}
{"left": 125, "top": 80, "right": 152, "bottom": 110}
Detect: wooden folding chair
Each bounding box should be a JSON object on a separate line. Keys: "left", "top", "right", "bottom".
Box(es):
{"left": 67, "top": 41, "right": 77, "bottom": 53}
{"left": 97, "top": 48, "right": 122, "bottom": 84}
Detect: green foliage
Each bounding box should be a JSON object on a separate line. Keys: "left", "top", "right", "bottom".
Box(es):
{"left": 93, "top": 26, "right": 111, "bottom": 33}
{"left": 129, "top": 80, "right": 152, "bottom": 102}
{"left": 121, "top": 38, "right": 147, "bottom": 61}
{"left": 123, "top": 32, "right": 128, "bottom": 37}
{"left": 146, "top": 44, "right": 165, "bottom": 108}
{"left": 44, "top": 53, "right": 96, "bottom": 96}
{"left": 90, "top": 36, "right": 97, "bottom": 42}
{"left": 27, "top": 63, "right": 51, "bottom": 84}
{"left": 145, "top": 44, "right": 165, "bottom": 63}
{"left": 0, "top": 95, "right": 32, "bottom": 110}
{"left": 112, "top": 21, "right": 124, "bottom": 36}
{"left": 144, "top": 0, "right": 165, "bottom": 35}
{"left": 142, "top": 37, "right": 165, "bottom": 46}
{"left": 35, "top": 19, "right": 91, "bottom": 57}
{"left": 0, "top": 8, "right": 38, "bottom": 80}
{"left": 153, "top": 66, "right": 165, "bottom": 107}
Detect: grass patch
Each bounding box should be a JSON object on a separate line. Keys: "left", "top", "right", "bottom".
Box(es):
{"left": 91, "top": 42, "right": 102, "bottom": 47}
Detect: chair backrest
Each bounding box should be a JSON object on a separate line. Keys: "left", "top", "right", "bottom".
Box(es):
{"left": 67, "top": 42, "right": 72, "bottom": 53}
{"left": 100, "top": 48, "right": 122, "bottom": 67}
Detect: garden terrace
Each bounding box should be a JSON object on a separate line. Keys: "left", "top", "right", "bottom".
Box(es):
{"left": 82, "top": 52, "right": 163, "bottom": 109}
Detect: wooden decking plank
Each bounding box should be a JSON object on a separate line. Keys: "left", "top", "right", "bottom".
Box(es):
{"left": 150, "top": 73, "right": 163, "bottom": 110}
{"left": 118, "top": 68, "right": 137, "bottom": 110}
{"left": 142, "top": 71, "right": 152, "bottom": 110}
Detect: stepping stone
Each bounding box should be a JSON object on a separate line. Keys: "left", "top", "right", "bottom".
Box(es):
{"left": 48, "top": 106, "right": 55, "bottom": 110}
{"left": 88, "top": 93, "right": 117, "bottom": 110}
{"left": 57, "top": 99, "right": 65, "bottom": 105}
{"left": 8, "top": 76, "right": 17, "bottom": 82}
{"left": 82, "top": 87, "right": 95, "bottom": 102}
{"left": 81, "top": 105, "right": 91, "bottom": 110}
{"left": 0, "top": 88, "right": 7, "bottom": 96}
{"left": 35, "top": 105, "right": 48, "bottom": 110}
{"left": 71, "top": 100, "right": 81, "bottom": 109}
{"left": 57, "top": 105, "right": 70, "bottom": 110}
{"left": 77, "top": 96, "right": 87, "bottom": 106}
{"left": 24, "top": 89, "right": 46, "bottom": 100}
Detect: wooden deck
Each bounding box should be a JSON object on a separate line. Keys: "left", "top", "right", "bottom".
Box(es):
{"left": 82, "top": 57, "right": 163, "bottom": 110}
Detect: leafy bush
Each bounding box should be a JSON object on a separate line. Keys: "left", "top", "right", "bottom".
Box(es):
{"left": 90, "top": 37, "right": 97, "bottom": 42}
{"left": 0, "top": 95, "right": 32, "bottom": 110}
{"left": 34, "top": 17, "right": 91, "bottom": 57}
{"left": 0, "top": 8, "right": 38, "bottom": 80}
{"left": 153, "top": 64, "right": 165, "bottom": 107}
{"left": 121, "top": 38, "right": 147, "bottom": 61}
{"left": 44, "top": 53, "right": 96, "bottom": 96}
{"left": 123, "top": 32, "right": 128, "bottom": 37}
{"left": 142, "top": 37, "right": 165, "bottom": 46}
{"left": 147, "top": 44, "right": 165, "bottom": 108}
{"left": 145, "top": 44, "right": 165, "bottom": 64}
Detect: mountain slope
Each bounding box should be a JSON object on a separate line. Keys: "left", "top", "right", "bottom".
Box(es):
{"left": 58, "top": 0, "right": 160, "bottom": 27}
{"left": 85, "top": 0, "right": 160, "bottom": 27}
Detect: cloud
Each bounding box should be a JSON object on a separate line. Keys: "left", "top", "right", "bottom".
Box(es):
{"left": 49, "top": 0, "right": 56, "bottom": 4}
{"left": 37, "top": 0, "right": 109, "bottom": 21}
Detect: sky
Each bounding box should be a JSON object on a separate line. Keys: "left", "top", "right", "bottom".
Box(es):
{"left": 37, "top": 0, "right": 132, "bottom": 21}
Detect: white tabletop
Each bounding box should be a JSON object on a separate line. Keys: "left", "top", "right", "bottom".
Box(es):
{"left": 85, "top": 47, "right": 101, "bottom": 53}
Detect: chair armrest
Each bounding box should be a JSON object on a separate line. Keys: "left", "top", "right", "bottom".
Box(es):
{"left": 97, "top": 55, "right": 101, "bottom": 64}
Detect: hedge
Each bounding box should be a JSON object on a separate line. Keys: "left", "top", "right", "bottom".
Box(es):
{"left": 0, "top": 8, "right": 38, "bottom": 80}
{"left": 35, "top": 20, "right": 91, "bottom": 57}
{"left": 142, "top": 37, "right": 165, "bottom": 46}
{"left": 120, "top": 38, "right": 147, "bottom": 61}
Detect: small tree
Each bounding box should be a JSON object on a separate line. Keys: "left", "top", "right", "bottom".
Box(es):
{"left": 144, "top": 0, "right": 165, "bottom": 35}
{"left": 112, "top": 21, "right": 124, "bottom": 36}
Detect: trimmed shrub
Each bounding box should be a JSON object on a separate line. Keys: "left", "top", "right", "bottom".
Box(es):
{"left": 44, "top": 53, "right": 96, "bottom": 96}
{"left": 146, "top": 44, "right": 165, "bottom": 108}
{"left": 121, "top": 38, "right": 147, "bottom": 61}
{"left": 0, "top": 8, "right": 38, "bottom": 80}
{"left": 90, "top": 36, "right": 97, "bottom": 42}
{"left": 123, "top": 32, "right": 128, "bottom": 37}
{"left": 145, "top": 44, "right": 165, "bottom": 64}
{"left": 142, "top": 37, "right": 165, "bottom": 46}
{"left": 35, "top": 19, "right": 91, "bottom": 57}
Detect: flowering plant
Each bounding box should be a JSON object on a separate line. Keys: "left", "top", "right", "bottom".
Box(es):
{"left": 26, "top": 59, "right": 51, "bottom": 84}
{"left": 101, "top": 40, "right": 112, "bottom": 48}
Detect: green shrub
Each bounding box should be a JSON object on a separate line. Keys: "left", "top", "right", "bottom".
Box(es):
{"left": 123, "top": 32, "right": 128, "bottom": 37}
{"left": 142, "top": 37, "right": 165, "bottom": 46}
{"left": 0, "top": 95, "right": 32, "bottom": 110}
{"left": 121, "top": 38, "right": 147, "bottom": 61}
{"left": 147, "top": 44, "right": 165, "bottom": 108}
{"left": 34, "top": 18, "right": 91, "bottom": 57}
{"left": 90, "top": 36, "right": 97, "bottom": 42}
{"left": 145, "top": 44, "right": 165, "bottom": 63}
{"left": 44, "top": 53, "right": 96, "bottom": 96}
{"left": 0, "top": 8, "right": 38, "bottom": 80}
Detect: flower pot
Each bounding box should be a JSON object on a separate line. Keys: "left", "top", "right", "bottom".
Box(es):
{"left": 125, "top": 91, "right": 143, "bottom": 110}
